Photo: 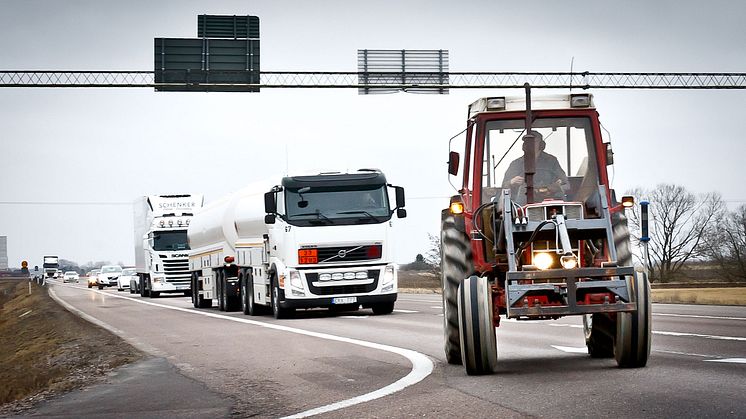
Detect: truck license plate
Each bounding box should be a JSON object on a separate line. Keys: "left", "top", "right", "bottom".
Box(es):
{"left": 332, "top": 297, "right": 357, "bottom": 305}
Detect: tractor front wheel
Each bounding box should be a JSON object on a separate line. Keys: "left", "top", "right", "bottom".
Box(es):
{"left": 583, "top": 313, "right": 615, "bottom": 358}
{"left": 615, "top": 272, "right": 652, "bottom": 368}
{"left": 458, "top": 275, "right": 498, "bottom": 375}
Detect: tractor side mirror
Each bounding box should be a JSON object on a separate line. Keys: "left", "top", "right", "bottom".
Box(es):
{"left": 448, "top": 151, "right": 460, "bottom": 176}
{"left": 264, "top": 190, "right": 277, "bottom": 214}
{"left": 605, "top": 143, "right": 614, "bottom": 165}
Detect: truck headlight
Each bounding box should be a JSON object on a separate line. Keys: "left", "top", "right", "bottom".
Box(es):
{"left": 289, "top": 270, "right": 303, "bottom": 289}
{"left": 382, "top": 265, "right": 395, "bottom": 285}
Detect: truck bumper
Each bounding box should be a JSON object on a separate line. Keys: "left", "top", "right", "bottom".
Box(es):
{"left": 151, "top": 281, "right": 191, "bottom": 293}
{"left": 281, "top": 293, "right": 397, "bottom": 309}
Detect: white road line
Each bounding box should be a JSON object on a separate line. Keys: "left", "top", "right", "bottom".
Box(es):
{"left": 704, "top": 358, "right": 746, "bottom": 364}
{"left": 652, "top": 330, "right": 746, "bottom": 342}
{"left": 429, "top": 306, "right": 443, "bottom": 309}
{"left": 397, "top": 298, "right": 442, "bottom": 303}
{"left": 49, "top": 283, "right": 434, "bottom": 418}
{"left": 392, "top": 309, "right": 419, "bottom": 314}
{"left": 654, "top": 313, "right": 746, "bottom": 321}
{"left": 551, "top": 345, "right": 588, "bottom": 354}
{"left": 653, "top": 349, "right": 720, "bottom": 358}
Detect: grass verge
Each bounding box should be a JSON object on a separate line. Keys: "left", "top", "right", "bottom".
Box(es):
{"left": 651, "top": 287, "right": 746, "bottom": 306}
{"left": 0, "top": 279, "right": 142, "bottom": 413}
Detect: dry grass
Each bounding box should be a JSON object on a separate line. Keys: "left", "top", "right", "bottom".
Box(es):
{"left": 651, "top": 288, "right": 746, "bottom": 306}
{"left": 0, "top": 279, "right": 142, "bottom": 410}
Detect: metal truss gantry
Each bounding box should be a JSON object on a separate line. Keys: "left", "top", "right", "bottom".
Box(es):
{"left": 1, "top": 71, "right": 745, "bottom": 89}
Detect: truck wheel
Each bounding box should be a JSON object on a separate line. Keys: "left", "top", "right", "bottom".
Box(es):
{"left": 150, "top": 291, "right": 160, "bottom": 298}
{"left": 98, "top": 284, "right": 104, "bottom": 290}
{"left": 441, "top": 214, "right": 473, "bottom": 365}
{"left": 271, "top": 277, "right": 292, "bottom": 319}
{"left": 88, "top": 283, "right": 92, "bottom": 289}
{"left": 140, "top": 275, "right": 150, "bottom": 298}
{"left": 615, "top": 272, "right": 652, "bottom": 368}
{"left": 217, "top": 270, "right": 226, "bottom": 311}
{"left": 583, "top": 313, "right": 615, "bottom": 358}
{"left": 458, "top": 276, "right": 497, "bottom": 375}
{"left": 242, "top": 272, "right": 260, "bottom": 316}
{"left": 371, "top": 302, "right": 394, "bottom": 315}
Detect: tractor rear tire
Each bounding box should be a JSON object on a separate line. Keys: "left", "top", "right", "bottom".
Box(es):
{"left": 441, "top": 215, "right": 473, "bottom": 365}
{"left": 458, "top": 276, "right": 497, "bottom": 375}
{"left": 583, "top": 313, "right": 615, "bottom": 358}
{"left": 615, "top": 272, "right": 652, "bottom": 368}
{"left": 612, "top": 213, "right": 633, "bottom": 267}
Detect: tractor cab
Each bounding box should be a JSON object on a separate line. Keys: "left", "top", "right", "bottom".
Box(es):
{"left": 442, "top": 88, "right": 651, "bottom": 375}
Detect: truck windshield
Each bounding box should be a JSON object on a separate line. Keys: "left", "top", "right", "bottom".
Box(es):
{"left": 153, "top": 230, "right": 189, "bottom": 251}
{"left": 285, "top": 185, "right": 391, "bottom": 226}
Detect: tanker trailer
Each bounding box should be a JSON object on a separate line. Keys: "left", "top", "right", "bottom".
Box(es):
{"left": 188, "top": 169, "right": 407, "bottom": 319}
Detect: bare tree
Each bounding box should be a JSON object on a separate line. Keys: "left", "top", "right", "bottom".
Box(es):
{"left": 704, "top": 205, "right": 746, "bottom": 281}
{"left": 424, "top": 233, "right": 442, "bottom": 273}
{"left": 627, "top": 184, "right": 723, "bottom": 282}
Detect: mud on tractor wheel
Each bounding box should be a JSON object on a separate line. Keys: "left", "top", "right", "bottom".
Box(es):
{"left": 440, "top": 214, "right": 473, "bottom": 365}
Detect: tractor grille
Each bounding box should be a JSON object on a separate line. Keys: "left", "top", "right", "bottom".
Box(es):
{"left": 527, "top": 204, "right": 583, "bottom": 221}
{"left": 315, "top": 244, "right": 382, "bottom": 264}
{"left": 305, "top": 269, "right": 380, "bottom": 296}
{"left": 162, "top": 257, "right": 190, "bottom": 284}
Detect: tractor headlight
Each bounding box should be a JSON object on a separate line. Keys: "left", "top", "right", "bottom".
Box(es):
{"left": 560, "top": 255, "right": 578, "bottom": 269}
{"left": 533, "top": 253, "right": 554, "bottom": 270}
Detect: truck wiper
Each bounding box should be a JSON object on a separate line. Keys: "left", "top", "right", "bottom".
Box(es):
{"left": 293, "top": 210, "right": 332, "bottom": 223}
{"left": 336, "top": 210, "right": 382, "bottom": 222}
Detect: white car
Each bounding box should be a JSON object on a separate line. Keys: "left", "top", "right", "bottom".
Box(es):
{"left": 62, "top": 271, "right": 79, "bottom": 283}
{"left": 117, "top": 268, "right": 137, "bottom": 292}
{"left": 97, "top": 265, "right": 122, "bottom": 289}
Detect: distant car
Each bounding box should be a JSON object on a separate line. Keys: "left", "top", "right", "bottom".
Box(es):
{"left": 97, "top": 265, "right": 122, "bottom": 289}
{"left": 55, "top": 270, "right": 64, "bottom": 279}
{"left": 62, "top": 271, "right": 79, "bottom": 283}
{"left": 117, "top": 268, "right": 137, "bottom": 292}
{"left": 87, "top": 269, "right": 101, "bottom": 288}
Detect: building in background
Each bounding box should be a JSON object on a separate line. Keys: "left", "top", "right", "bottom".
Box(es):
{"left": 0, "top": 236, "right": 8, "bottom": 270}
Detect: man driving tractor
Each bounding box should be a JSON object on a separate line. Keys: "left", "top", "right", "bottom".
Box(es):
{"left": 501, "top": 130, "right": 569, "bottom": 204}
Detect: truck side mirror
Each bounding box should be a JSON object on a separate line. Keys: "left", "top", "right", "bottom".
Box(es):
{"left": 264, "top": 214, "right": 276, "bottom": 224}
{"left": 396, "top": 208, "right": 407, "bottom": 218}
{"left": 395, "top": 186, "right": 406, "bottom": 208}
{"left": 605, "top": 143, "right": 614, "bottom": 165}
{"left": 448, "top": 151, "right": 460, "bottom": 176}
{"left": 264, "top": 191, "right": 277, "bottom": 214}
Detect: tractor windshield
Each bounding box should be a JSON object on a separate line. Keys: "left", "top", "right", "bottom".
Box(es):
{"left": 480, "top": 117, "right": 599, "bottom": 207}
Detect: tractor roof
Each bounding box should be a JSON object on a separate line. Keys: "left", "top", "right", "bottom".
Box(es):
{"left": 468, "top": 93, "right": 595, "bottom": 118}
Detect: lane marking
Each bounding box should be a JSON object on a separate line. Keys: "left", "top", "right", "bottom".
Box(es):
{"left": 430, "top": 306, "right": 443, "bottom": 309}
{"left": 551, "top": 345, "right": 588, "bottom": 354}
{"left": 49, "top": 283, "right": 434, "bottom": 418}
{"left": 654, "top": 313, "right": 746, "bottom": 321}
{"left": 704, "top": 358, "right": 746, "bottom": 364}
{"left": 652, "top": 330, "right": 746, "bottom": 342}
{"left": 396, "top": 298, "right": 442, "bottom": 303}
{"left": 653, "top": 349, "right": 719, "bottom": 358}
{"left": 392, "top": 309, "right": 419, "bottom": 314}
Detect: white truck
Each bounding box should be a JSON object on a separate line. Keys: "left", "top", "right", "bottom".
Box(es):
{"left": 43, "top": 255, "right": 59, "bottom": 278}
{"left": 187, "top": 170, "right": 406, "bottom": 318}
{"left": 134, "top": 194, "right": 204, "bottom": 297}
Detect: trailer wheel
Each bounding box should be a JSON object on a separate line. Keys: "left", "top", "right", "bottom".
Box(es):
{"left": 241, "top": 271, "right": 260, "bottom": 316}
{"left": 441, "top": 214, "right": 473, "bottom": 365}
{"left": 615, "top": 272, "right": 652, "bottom": 368}
{"left": 371, "top": 302, "right": 394, "bottom": 315}
{"left": 191, "top": 273, "right": 199, "bottom": 308}
{"left": 583, "top": 313, "right": 615, "bottom": 358}
{"left": 458, "top": 276, "right": 497, "bottom": 375}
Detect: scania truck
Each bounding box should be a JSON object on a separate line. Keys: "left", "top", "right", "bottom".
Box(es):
{"left": 134, "top": 194, "right": 204, "bottom": 297}
{"left": 43, "top": 255, "right": 59, "bottom": 278}
{"left": 187, "top": 170, "right": 406, "bottom": 318}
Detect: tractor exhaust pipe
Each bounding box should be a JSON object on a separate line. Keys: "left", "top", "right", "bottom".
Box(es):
{"left": 523, "top": 83, "right": 536, "bottom": 204}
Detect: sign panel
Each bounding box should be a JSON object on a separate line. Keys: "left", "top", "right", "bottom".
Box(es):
{"left": 357, "top": 49, "right": 449, "bottom": 94}
{"left": 154, "top": 38, "right": 260, "bottom": 92}
{"left": 198, "top": 15, "right": 259, "bottom": 39}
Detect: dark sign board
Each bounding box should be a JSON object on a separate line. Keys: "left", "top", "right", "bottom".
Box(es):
{"left": 154, "top": 38, "right": 260, "bottom": 92}
{"left": 198, "top": 15, "right": 259, "bottom": 39}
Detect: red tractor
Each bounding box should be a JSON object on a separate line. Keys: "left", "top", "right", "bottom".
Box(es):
{"left": 441, "top": 87, "right": 651, "bottom": 375}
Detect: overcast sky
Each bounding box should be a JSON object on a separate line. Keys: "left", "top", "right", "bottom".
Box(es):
{"left": 1, "top": 0, "right": 745, "bottom": 268}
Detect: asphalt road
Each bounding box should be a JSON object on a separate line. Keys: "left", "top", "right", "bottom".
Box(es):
{"left": 33, "top": 280, "right": 746, "bottom": 418}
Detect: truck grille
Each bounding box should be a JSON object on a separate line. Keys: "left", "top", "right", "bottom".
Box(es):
{"left": 315, "top": 245, "right": 382, "bottom": 264}
{"left": 162, "top": 257, "right": 190, "bottom": 284}
{"left": 305, "top": 270, "right": 380, "bottom": 296}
